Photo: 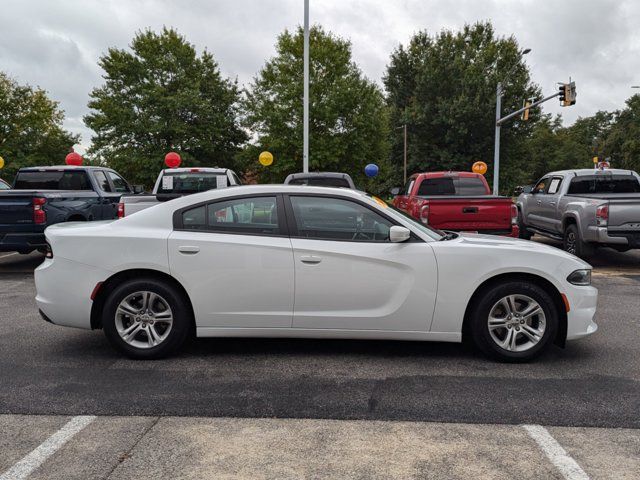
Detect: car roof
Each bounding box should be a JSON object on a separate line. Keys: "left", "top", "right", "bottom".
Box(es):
{"left": 285, "top": 172, "right": 352, "bottom": 179}
{"left": 18, "top": 165, "right": 108, "bottom": 171}
{"left": 543, "top": 168, "right": 637, "bottom": 177}
{"left": 410, "top": 171, "right": 483, "bottom": 179}
{"left": 161, "top": 167, "right": 229, "bottom": 173}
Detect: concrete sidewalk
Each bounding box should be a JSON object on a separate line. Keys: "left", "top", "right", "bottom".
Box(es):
{"left": 1, "top": 415, "right": 639, "bottom": 480}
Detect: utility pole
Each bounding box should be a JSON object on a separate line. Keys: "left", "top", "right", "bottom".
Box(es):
{"left": 403, "top": 124, "right": 407, "bottom": 184}
{"left": 492, "top": 82, "right": 502, "bottom": 195}
{"left": 303, "top": 0, "right": 310, "bottom": 173}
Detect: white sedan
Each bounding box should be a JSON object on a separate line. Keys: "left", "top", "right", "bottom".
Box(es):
{"left": 35, "top": 185, "right": 598, "bottom": 361}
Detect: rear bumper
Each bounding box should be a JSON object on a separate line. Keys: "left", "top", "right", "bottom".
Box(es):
{"left": 0, "top": 232, "right": 46, "bottom": 252}
{"left": 584, "top": 226, "right": 632, "bottom": 246}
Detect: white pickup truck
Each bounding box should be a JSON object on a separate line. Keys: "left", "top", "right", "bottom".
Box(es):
{"left": 118, "top": 167, "right": 241, "bottom": 217}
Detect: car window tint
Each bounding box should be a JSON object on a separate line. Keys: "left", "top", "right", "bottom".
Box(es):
{"left": 404, "top": 179, "right": 415, "bottom": 195}
{"left": 417, "top": 178, "right": 456, "bottom": 196}
{"left": 107, "top": 172, "right": 131, "bottom": 193}
{"left": 206, "top": 197, "right": 279, "bottom": 235}
{"left": 13, "top": 170, "right": 91, "bottom": 190}
{"left": 0, "top": 179, "right": 10, "bottom": 190}
{"left": 182, "top": 205, "right": 207, "bottom": 229}
{"left": 288, "top": 177, "right": 351, "bottom": 188}
{"left": 158, "top": 172, "right": 227, "bottom": 194}
{"left": 93, "top": 171, "right": 111, "bottom": 192}
{"left": 532, "top": 177, "right": 549, "bottom": 194}
{"left": 455, "top": 177, "right": 487, "bottom": 195}
{"left": 568, "top": 175, "right": 640, "bottom": 194}
{"left": 290, "top": 196, "right": 392, "bottom": 242}
{"left": 547, "top": 177, "right": 562, "bottom": 195}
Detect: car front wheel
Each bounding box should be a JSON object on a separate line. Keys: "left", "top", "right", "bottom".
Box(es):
{"left": 469, "top": 281, "right": 558, "bottom": 362}
{"left": 102, "top": 278, "right": 192, "bottom": 359}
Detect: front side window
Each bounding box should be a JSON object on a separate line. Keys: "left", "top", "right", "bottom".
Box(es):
{"left": 290, "top": 196, "right": 392, "bottom": 242}
{"left": 404, "top": 179, "right": 415, "bottom": 195}
{"left": 532, "top": 177, "right": 549, "bottom": 194}
{"left": 181, "top": 196, "right": 279, "bottom": 235}
{"left": 107, "top": 171, "right": 131, "bottom": 193}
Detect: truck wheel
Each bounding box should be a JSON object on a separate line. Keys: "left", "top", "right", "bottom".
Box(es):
{"left": 518, "top": 211, "right": 532, "bottom": 240}
{"left": 563, "top": 224, "right": 594, "bottom": 258}
{"left": 102, "top": 278, "right": 192, "bottom": 359}
{"left": 469, "top": 281, "right": 558, "bottom": 362}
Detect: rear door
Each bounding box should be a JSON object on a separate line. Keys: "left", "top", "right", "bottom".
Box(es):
{"left": 286, "top": 194, "right": 438, "bottom": 332}
{"left": 168, "top": 194, "right": 294, "bottom": 329}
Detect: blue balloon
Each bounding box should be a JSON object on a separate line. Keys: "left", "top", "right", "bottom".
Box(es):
{"left": 364, "top": 163, "right": 379, "bottom": 177}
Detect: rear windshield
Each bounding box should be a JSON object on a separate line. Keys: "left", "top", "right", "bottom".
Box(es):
{"left": 568, "top": 175, "right": 640, "bottom": 194}
{"left": 287, "top": 177, "right": 351, "bottom": 188}
{"left": 157, "top": 172, "right": 228, "bottom": 194}
{"left": 13, "top": 170, "right": 91, "bottom": 190}
{"left": 417, "top": 176, "right": 487, "bottom": 196}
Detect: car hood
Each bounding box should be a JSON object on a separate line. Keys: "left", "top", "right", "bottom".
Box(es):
{"left": 454, "top": 232, "right": 592, "bottom": 269}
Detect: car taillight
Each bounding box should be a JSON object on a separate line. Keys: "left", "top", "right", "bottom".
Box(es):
{"left": 511, "top": 204, "right": 518, "bottom": 225}
{"left": 33, "top": 197, "right": 46, "bottom": 224}
{"left": 45, "top": 242, "right": 53, "bottom": 259}
{"left": 117, "top": 202, "right": 125, "bottom": 218}
{"left": 596, "top": 204, "right": 608, "bottom": 226}
{"left": 420, "top": 204, "right": 430, "bottom": 224}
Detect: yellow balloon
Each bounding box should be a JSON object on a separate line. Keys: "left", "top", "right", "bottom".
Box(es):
{"left": 259, "top": 151, "right": 274, "bottom": 166}
{"left": 472, "top": 161, "right": 487, "bottom": 175}
{"left": 0, "top": 156, "right": 4, "bottom": 169}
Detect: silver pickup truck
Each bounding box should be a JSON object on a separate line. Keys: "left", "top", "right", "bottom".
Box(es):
{"left": 516, "top": 168, "right": 640, "bottom": 257}
{"left": 119, "top": 167, "right": 241, "bottom": 217}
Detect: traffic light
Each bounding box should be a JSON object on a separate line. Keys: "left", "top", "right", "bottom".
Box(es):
{"left": 559, "top": 81, "right": 577, "bottom": 106}
{"left": 559, "top": 83, "right": 567, "bottom": 105}
{"left": 568, "top": 81, "right": 576, "bottom": 106}
{"left": 521, "top": 99, "right": 532, "bottom": 121}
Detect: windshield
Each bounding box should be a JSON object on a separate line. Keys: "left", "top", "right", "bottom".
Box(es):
{"left": 568, "top": 174, "right": 640, "bottom": 194}
{"left": 13, "top": 170, "right": 91, "bottom": 190}
{"left": 157, "top": 172, "right": 228, "bottom": 194}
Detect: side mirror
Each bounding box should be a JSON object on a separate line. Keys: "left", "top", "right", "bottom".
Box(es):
{"left": 132, "top": 185, "right": 145, "bottom": 194}
{"left": 514, "top": 186, "right": 524, "bottom": 196}
{"left": 389, "top": 225, "right": 411, "bottom": 243}
{"left": 390, "top": 187, "right": 401, "bottom": 196}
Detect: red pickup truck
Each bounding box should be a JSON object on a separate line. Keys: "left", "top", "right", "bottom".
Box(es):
{"left": 392, "top": 171, "right": 519, "bottom": 237}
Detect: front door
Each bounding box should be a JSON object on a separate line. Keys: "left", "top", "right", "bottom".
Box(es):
{"left": 168, "top": 195, "right": 294, "bottom": 328}
{"left": 286, "top": 194, "right": 438, "bottom": 332}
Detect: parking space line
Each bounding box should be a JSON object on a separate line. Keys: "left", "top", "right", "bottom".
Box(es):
{"left": 523, "top": 424, "right": 589, "bottom": 480}
{"left": 0, "top": 415, "right": 96, "bottom": 480}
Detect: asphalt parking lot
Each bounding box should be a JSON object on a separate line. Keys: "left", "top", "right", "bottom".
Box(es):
{"left": 1, "top": 240, "right": 639, "bottom": 479}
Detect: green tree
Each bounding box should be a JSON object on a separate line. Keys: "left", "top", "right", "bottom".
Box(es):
{"left": 85, "top": 28, "right": 246, "bottom": 187}
{"left": 241, "top": 26, "right": 392, "bottom": 193}
{"left": 384, "top": 22, "right": 541, "bottom": 193}
{"left": 603, "top": 95, "right": 640, "bottom": 171}
{"left": 0, "top": 72, "right": 79, "bottom": 181}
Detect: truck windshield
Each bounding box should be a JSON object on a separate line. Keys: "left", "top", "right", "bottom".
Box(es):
{"left": 568, "top": 175, "right": 640, "bottom": 194}
{"left": 13, "top": 170, "right": 91, "bottom": 190}
{"left": 417, "top": 177, "right": 487, "bottom": 196}
{"left": 157, "top": 172, "right": 228, "bottom": 194}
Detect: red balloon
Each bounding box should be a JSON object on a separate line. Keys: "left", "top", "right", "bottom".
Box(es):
{"left": 65, "top": 152, "right": 83, "bottom": 166}
{"left": 165, "top": 152, "right": 181, "bottom": 168}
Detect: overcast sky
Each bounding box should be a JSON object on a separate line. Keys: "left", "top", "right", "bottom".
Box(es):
{"left": 2, "top": 0, "right": 638, "bottom": 153}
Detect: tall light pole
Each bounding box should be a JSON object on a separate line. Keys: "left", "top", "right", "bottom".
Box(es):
{"left": 303, "top": 0, "right": 310, "bottom": 173}
{"left": 493, "top": 48, "right": 531, "bottom": 195}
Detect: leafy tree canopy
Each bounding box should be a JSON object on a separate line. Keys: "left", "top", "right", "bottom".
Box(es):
{"left": 241, "top": 25, "right": 392, "bottom": 193}
{"left": 0, "top": 72, "right": 79, "bottom": 181}
{"left": 85, "top": 28, "right": 246, "bottom": 187}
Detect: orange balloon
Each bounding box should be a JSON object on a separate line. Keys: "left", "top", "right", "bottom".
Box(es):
{"left": 472, "top": 161, "right": 488, "bottom": 175}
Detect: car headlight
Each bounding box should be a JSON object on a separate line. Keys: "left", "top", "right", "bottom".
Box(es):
{"left": 567, "top": 269, "right": 591, "bottom": 286}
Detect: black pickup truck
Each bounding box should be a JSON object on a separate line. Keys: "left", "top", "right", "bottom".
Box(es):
{"left": 0, "top": 166, "right": 137, "bottom": 253}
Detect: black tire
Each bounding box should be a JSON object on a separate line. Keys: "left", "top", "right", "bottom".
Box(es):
{"left": 102, "top": 278, "right": 192, "bottom": 359}
{"left": 469, "top": 281, "right": 559, "bottom": 362}
{"left": 563, "top": 223, "right": 594, "bottom": 258}
{"left": 518, "top": 211, "right": 532, "bottom": 240}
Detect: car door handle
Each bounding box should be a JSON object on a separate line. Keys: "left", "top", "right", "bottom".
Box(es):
{"left": 462, "top": 207, "right": 478, "bottom": 214}
{"left": 300, "top": 255, "right": 322, "bottom": 265}
{"left": 549, "top": 202, "right": 556, "bottom": 206}
{"left": 536, "top": 200, "right": 542, "bottom": 205}
{"left": 178, "top": 246, "right": 200, "bottom": 255}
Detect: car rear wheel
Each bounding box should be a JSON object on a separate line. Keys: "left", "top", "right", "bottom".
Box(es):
{"left": 563, "top": 224, "right": 594, "bottom": 258}
{"left": 102, "top": 278, "right": 192, "bottom": 359}
{"left": 469, "top": 281, "right": 558, "bottom": 362}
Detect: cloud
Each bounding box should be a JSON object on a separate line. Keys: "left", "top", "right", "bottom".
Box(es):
{"left": 1, "top": 0, "right": 638, "bottom": 153}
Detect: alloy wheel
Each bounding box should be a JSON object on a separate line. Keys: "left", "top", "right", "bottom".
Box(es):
{"left": 114, "top": 291, "right": 173, "bottom": 349}
{"left": 487, "top": 294, "right": 546, "bottom": 352}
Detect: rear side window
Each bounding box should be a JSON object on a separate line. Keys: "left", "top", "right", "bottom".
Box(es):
{"left": 13, "top": 170, "right": 91, "bottom": 190}
{"left": 181, "top": 197, "right": 280, "bottom": 235}
{"left": 568, "top": 175, "right": 640, "bottom": 194}
{"left": 93, "top": 171, "right": 112, "bottom": 192}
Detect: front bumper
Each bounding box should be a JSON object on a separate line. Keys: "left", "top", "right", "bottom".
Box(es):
{"left": 565, "top": 284, "right": 598, "bottom": 341}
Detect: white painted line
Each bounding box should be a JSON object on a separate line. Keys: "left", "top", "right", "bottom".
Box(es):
{"left": 0, "top": 415, "right": 96, "bottom": 480}
{"left": 523, "top": 424, "right": 589, "bottom": 480}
